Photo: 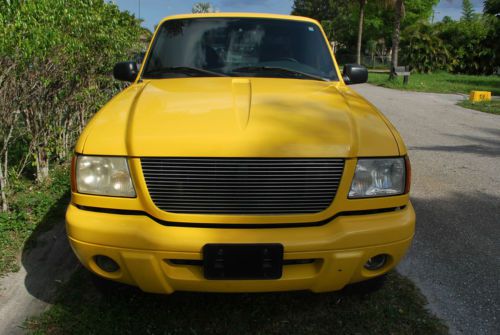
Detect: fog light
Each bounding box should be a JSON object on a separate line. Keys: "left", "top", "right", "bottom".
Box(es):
{"left": 94, "top": 255, "right": 120, "bottom": 273}
{"left": 364, "top": 254, "right": 388, "bottom": 271}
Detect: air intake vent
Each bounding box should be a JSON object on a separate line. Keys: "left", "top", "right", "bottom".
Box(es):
{"left": 141, "top": 158, "right": 344, "bottom": 215}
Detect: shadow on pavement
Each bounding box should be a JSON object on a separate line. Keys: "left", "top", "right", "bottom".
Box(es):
{"left": 21, "top": 192, "right": 79, "bottom": 304}
{"left": 409, "top": 127, "right": 500, "bottom": 157}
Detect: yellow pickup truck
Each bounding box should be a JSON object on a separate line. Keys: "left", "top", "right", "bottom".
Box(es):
{"left": 67, "top": 13, "right": 414, "bottom": 294}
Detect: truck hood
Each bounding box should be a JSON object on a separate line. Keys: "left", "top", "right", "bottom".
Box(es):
{"left": 78, "top": 77, "right": 400, "bottom": 157}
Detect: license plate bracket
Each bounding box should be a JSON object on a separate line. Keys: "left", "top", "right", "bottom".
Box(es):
{"left": 203, "top": 244, "right": 283, "bottom": 280}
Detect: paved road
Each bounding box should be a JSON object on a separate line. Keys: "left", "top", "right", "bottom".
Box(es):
{"left": 354, "top": 84, "right": 500, "bottom": 335}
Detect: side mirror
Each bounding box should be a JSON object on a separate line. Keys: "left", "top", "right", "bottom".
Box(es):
{"left": 113, "top": 61, "right": 138, "bottom": 82}
{"left": 342, "top": 64, "right": 368, "bottom": 85}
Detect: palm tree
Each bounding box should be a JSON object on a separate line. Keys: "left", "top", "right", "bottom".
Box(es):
{"left": 402, "top": 22, "right": 450, "bottom": 73}
{"left": 356, "top": 0, "right": 367, "bottom": 64}
{"left": 356, "top": 0, "right": 404, "bottom": 69}
{"left": 390, "top": 0, "right": 405, "bottom": 78}
{"left": 192, "top": 2, "right": 216, "bottom": 14}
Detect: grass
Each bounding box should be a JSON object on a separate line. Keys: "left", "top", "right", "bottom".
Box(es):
{"left": 26, "top": 269, "right": 447, "bottom": 335}
{"left": 457, "top": 99, "right": 500, "bottom": 115}
{"left": 0, "top": 166, "right": 70, "bottom": 275}
{"left": 368, "top": 72, "right": 500, "bottom": 96}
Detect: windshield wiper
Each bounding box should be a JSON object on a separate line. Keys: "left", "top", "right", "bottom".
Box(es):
{"left": 143, "top": 66, "right": 227, "bottom": 78}
{"left": 232, "top": 66, "right": 328, "bottom": 82}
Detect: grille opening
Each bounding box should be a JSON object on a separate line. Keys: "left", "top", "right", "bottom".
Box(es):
{"left": 142, "top": 158, "right": 344, "bottom": 215}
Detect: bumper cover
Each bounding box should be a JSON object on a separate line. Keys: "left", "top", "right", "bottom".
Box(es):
{"left": 66, "top": 203, "right": 415, "bottom": 293}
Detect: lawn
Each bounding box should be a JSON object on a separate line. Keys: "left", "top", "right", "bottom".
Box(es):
{"left": 0, "top": 166, "right": 70, "bottom": 275}
{"left": 458, "top": 99, "right": 500, "bottom": 115}
{"left": 26, "top": 269, "right": 448, "bottom": 335}
{"left": 368, "top": 72, "right": 500, "bottom": 96}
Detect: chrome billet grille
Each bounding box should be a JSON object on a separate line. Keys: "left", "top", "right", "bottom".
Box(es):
{"left": 141, "top": 158, "right": 344, "bottom": 215}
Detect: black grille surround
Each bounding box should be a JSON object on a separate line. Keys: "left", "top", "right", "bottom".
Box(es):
{"left": 140, "top": 158, "right": 345, "bottom": 215}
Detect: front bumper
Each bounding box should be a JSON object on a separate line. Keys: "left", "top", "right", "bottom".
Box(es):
{"left": 66, "top": 203, "right": 415, "bottom": 293}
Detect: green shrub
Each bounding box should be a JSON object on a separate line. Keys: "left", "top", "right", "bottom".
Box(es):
{"left": 401, "top": 22, "right": 451, "bottom": 73}
{"left": 437, "top": 16, "right": 497, "bottom": 74}
{"left": 401, "top": 14, "right": 498, "bottom": 74}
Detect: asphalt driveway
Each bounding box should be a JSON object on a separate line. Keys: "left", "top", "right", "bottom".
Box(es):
{"left": 354, "top": 84, "right": 500, "bottom": 335}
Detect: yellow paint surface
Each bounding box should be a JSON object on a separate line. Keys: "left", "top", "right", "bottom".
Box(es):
{"left": 469, "top": 91, "right": 492, "bottom": 102}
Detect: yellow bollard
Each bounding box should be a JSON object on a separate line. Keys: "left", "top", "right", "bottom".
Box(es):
{"left": 469, "top": 91, "right": 491, "bottom": 102}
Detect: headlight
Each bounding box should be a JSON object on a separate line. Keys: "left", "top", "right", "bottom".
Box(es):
{"left": 349, "top": 158, "right": 406, "bottom": 198}
{"left": 75, "top": 156, "right": 136, "bottom": 197}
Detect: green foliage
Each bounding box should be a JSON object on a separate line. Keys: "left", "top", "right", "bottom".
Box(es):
{"left": 292, "top": 0, "right": 352, "bottom": 51}
{"left": 293, "top": 0, "right": 496, "bottom": 75}
{"left": 437, "top": 15, "right": 498, "bottom": 74}
{"left": 401, "top": 22, "right": 450, "bottom": 73}
{"left": 191, "top": 2, "right": 216, "bottom": 13}
{"left": 462, "top": 0, "right": 475, "bottom": 20}
{"left": 405, "top": 0, "right": 440, "bottom": 24}
{"left": 484, "top": 0, "right": 500, "bottom": 15}
{"left": 0, "top": 0, "right": 147, "bottom": 181}
{"left": 1, "top": 0, "right": 145, "bottom": 66}
{"left": 399, "top": 9, "right": 498, "bottom": 75}
{"left": 0, "top": 0, "right": 148, "bottom": 272}
{"left": 291, "top": 0, "right": 438, "bottom": 64}
{"left": 291, "top": 0, "right": 343, "bottom": 21}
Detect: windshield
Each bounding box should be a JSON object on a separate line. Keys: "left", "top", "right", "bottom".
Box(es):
{"left": 142, "top": 18, "right": 338, "bottom": 81}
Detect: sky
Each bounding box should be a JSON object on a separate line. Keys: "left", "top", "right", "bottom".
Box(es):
{"left": 112, "top": 0, "right": 485, "bottom": 32}
{"left": 113, "top": 0, "right": 293, "bottom": 31}
{"left": 434, "top": 0, "right": 484, "bottom": 21}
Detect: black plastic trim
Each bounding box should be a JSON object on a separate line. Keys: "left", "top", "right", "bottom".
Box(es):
{"left": 74, "top": 204, "right": 405, "bottom": 229}
{"left": 167, "top": 259, "right": 317, "bottom": 266}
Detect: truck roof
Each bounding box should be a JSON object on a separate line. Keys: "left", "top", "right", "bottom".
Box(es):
{"left": 157, "top": 12, "right": 319, "bottom": 26}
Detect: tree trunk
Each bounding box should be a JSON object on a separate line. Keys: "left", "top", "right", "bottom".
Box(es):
{"left": 36, "top": 145, "right": 49, "bottom": 182}
{"left": 0, "top": 151, "right": 8, "bottom": 212}
{"left": 390, "top": 0, "right": 404, "bottom": 79}
{"left": 357, "top": 0, "right": 367, "bottom": 65}
{"left": 0, "top": 117, "right": 16, "bottom": 212}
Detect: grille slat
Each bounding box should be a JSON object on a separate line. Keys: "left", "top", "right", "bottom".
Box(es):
{"left": 145, "top": 184, "right": 338, "bottom": 188}
{"left": 148, "top": 193, "right": 335, "bottom": 197}
{"left": 140, "top": 168, "right": 344, "bottom": 173}
{"left": 141, "top": 158, "right": 344, "bottom": 215}
{"left": 141, "top": 158, "right": 342, "bottom": 163}
{"left": 151, "top": 199, "right": 333, "bottom": 204}
{"left": 140, "top": 172, "right": 342, "bottom": 177}
{"left": 144, "top": 179, "right": 341, "bottom": 184}
{"left": 144, "top": 176, "right": 340, "bottom": 180}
